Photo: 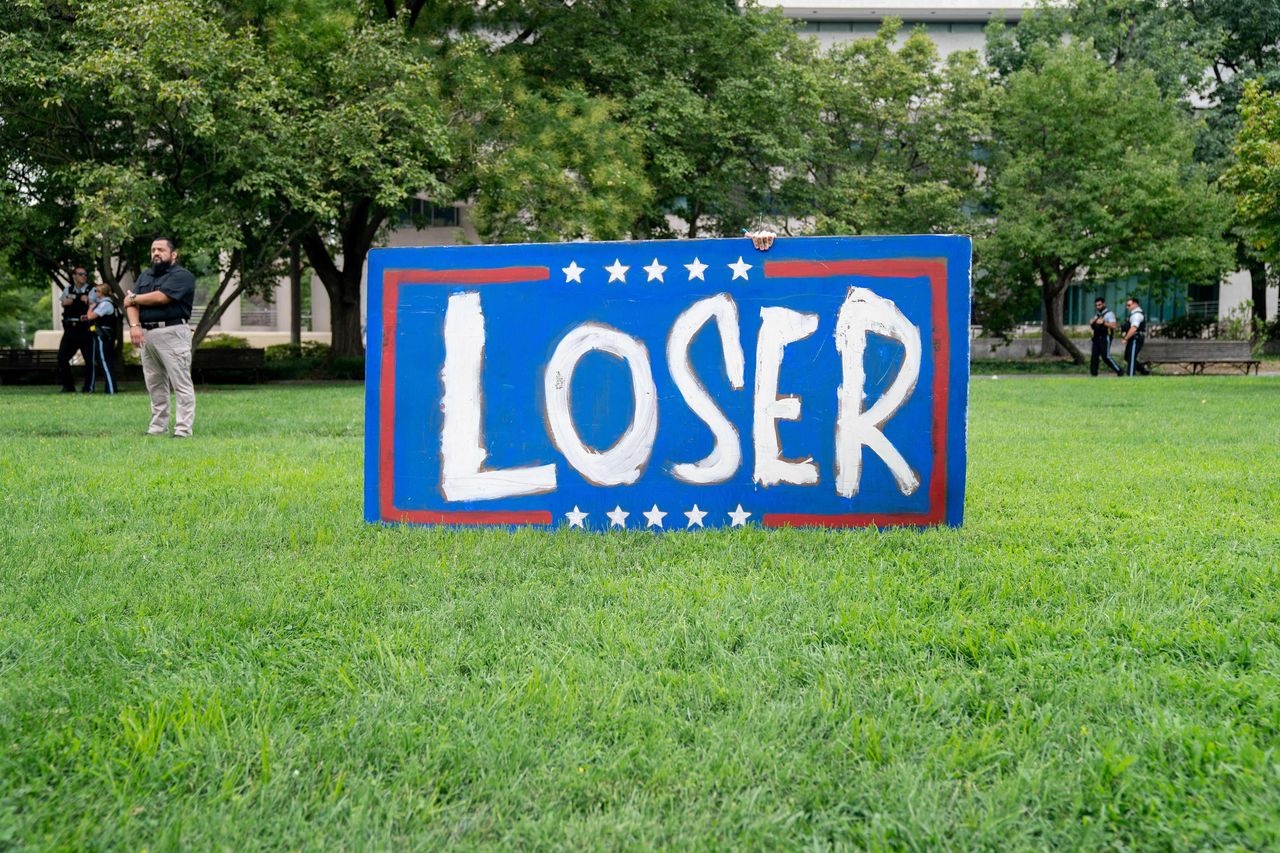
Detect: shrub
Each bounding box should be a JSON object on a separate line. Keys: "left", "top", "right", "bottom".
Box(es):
{"left": 264, "top": 341, "right": 332, "bottom": 362}
{"left": 198, "top": 333, "right": 252, "bottom": 349}
{"left": 326, "top": 356, "right": 365, "bottom": 381}
{"left": 1154, "top": 314, "right": 1215, "bottom": 339}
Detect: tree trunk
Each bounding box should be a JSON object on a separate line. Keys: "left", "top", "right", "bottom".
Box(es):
{"left": 289, "top": 242, "right": 302, "bottom": 347}
{"left": 1042, "top": 278, "right": 1085, "bottom": 363}
{"left": 1248, "top": 259, "right": 1268, "bottom": 324}
{"left": 686, "top": 198, "right": 702, "bottom": 239}
{"left": 302, "top": 228, "right": 366, "bottom": 359}
{"left": 329, "top": 280, "right": 363, "bottom": 358}
{"left": 300, "top": 198, "right": 387, "bottom": 359}
{"left": 1040, "top": 286, "right": 1065, "bottom": 356}
{"left": 191, "top": 252, "right": 244, "bottom": 348}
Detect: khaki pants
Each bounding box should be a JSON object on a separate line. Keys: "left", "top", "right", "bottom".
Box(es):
{"left": 140, "top": 323, "right": 196, "bottom": 436}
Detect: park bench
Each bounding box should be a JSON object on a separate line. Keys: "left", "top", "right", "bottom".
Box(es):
{"left": 1141, "top": 340, "right": 1260, "bottom": 375}
{"left": 0, "top": 349, "right": 60, "bottom": 384}
{"left": 191, "top": 348, "right": 265, "bottom": 384}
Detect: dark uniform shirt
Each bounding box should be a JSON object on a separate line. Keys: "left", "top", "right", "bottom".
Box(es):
{"left": 134, "top": 264, "right": 196, "bottom": 323}
{"left": 61, "top": 284, "right": 91, "bottom": 324}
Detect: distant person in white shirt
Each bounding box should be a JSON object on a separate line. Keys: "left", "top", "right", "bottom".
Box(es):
{"left": 1122, "top": 297, "right": 1149, "bottom": 377}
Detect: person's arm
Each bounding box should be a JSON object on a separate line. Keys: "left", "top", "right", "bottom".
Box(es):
{"left": 1104, "top": 311, "right": 1117, "bottom": 332}
{"left": 126, "top": 298, "right": 143, "bottom": 346}
{"left": 125, "top": 290, "right": 172, "bottom": 307}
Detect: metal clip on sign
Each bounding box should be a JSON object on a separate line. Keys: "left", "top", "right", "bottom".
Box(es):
{"left": 365, "top": 235, "right": 971, "bottom": 530}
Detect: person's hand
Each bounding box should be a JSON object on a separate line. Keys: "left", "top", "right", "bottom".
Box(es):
{"left": 130, "top": 325, "right": 144, "bottom": 348}
{"left": 124, "top": 290, "right": 135, "bottom": 307}
{"left": 746, "top": 230, "right": 775, "bottom": 251}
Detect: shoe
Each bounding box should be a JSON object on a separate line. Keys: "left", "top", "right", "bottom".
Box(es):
{"left": 142, "top": 431, "right": 166, "bottom": 437}
{"left": 172, "top": 433, "right": 191, "bottom": 439}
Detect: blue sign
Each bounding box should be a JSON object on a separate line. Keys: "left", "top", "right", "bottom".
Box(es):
{"left": 365, "top": 236, "right": 970, "bottom": 530}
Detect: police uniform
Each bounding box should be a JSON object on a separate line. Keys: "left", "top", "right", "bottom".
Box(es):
{"left": 56, "top": 280, "right": 94, "bottom": 393}
{"left": 133, "top": 264, "right": 197, "bottom": 435}
{"left": 85, "top": 297, "right": 117, "bottom": 395}
{"left": 1123, "top": 305, "right": 1147, "bottom": 377}
{"left": 1090, "top": 305, "right": 1123, "bottom": 376}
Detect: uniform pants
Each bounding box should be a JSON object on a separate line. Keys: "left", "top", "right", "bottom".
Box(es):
{"left": 56, "top": 323, "right": 92, "bottom": 391}
{"left": 87, "top": 330, "right": 116, "bottom": 395}
{"left": 1123, "top": 335, "right": 1146, "bottom": 376}
{"left": 1090, "top": 336, "right": 1122, "bottom": 376}
{"left": 140, "top": 324, "right": 196, "bottom": 435}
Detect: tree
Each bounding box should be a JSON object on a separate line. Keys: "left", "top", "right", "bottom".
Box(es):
{"left": 0, "top": 0, "right": 316, "bottom": 347}
{"left": 435, "top": 37, "right": 651, "bottom": 244}
{"left": 465, "top": 84, "right": 652, "bottom": 243}
{"left": 988, "top": 0, "right": 1280, "bottom": 321}
{"left": 982, "top": 43, "right": 1232, "bottom": 362}
{"left": 1224, "top": 82, "right": 1280, "bottom": 264}
{"left": 502, "top": 0, "right": 818, "bottom": 238}
{"left": 785, "top": 19, "right": 991, "bottom": 237}
{"left": 279, "top": 18, "right": 453, "bottom": 358}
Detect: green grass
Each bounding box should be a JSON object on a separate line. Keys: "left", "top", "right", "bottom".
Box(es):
{"left": 1, "top": 378, "right": 1278, "bottom": 849}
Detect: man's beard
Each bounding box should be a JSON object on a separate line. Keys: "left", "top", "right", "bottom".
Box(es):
{"left": 151, "top": 260, "right": 171, "bottom": 275}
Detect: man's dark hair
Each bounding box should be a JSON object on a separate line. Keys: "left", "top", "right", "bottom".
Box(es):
{"left": 1127, "top": 296, "right": 1141, "bottom": 305}
{"left": 153, "top": 237, "right": 177, "bottom": 251}
{"left": 1095, "top": 296, "right": 1106, "bottom": 303}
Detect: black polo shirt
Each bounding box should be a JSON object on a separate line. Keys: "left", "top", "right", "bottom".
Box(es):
{"left": 135, "top": 264, "right": 196, "bottom": 323}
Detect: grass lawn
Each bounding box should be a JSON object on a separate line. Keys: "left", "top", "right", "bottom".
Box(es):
{"left": 1, "top": 377, "right": 1277, "bottom": 849}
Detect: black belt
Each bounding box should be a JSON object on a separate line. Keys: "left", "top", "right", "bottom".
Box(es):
{"left": 141, "top": 319, "right": 187, "bottom": 330}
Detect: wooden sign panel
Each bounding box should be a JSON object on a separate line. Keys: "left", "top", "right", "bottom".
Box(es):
{"left": 365, "top": 236, "right": 970, "bottom": 529}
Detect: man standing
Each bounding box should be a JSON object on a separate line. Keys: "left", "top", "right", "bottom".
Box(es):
{"left": 124, "top": 238, "right": 197, "bottom": 436}
{"left": 1089, "top": 296, "right": 1123, "bottom": 376}
{"left": 56, "top": 266, "right": 93, "bottom": 393}
{"left": 1121, "top": 296, "right": 1149, "bottom": 377}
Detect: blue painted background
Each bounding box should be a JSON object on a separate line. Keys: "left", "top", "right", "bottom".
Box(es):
{"left": 366, "top": 235, "right": 970, "bottom": 529}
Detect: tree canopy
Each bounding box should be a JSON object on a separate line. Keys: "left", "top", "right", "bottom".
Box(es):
{"left": 1224, "top": 82, "right": 1280, "bottom": 265}
{"left": 981, "top": 42, "right": 1232, "bottom": 360}
{"left": 786, "top": 19, "right": 990, "bottom": 238}
{"left": 3, "top": 0, "right": 1273, "bottom": 359}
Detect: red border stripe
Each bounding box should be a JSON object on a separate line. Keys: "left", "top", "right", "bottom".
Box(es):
{"left": 379, "top": 266, "right": 551, "bottom": 525}
{"left": 760, "top": 259, "right": 949, "bottom": 528}
{"left": 377, "top": 258, "right": 952, "bottom": 529}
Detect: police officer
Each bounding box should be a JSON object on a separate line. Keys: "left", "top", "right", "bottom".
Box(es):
{"left": 123, "top": 238, "right": 197, "bottom": 437}
{"left": 84, "top": 284, "right": 118, "bottom": 395}
{"left": 1121, "top": 296, "right": 1149, "bottom": 376}
{"left": 56, "top": 266, "right": 94, "bottom": 393}
{"left": 1089, "top": 296, "right": 1123, "bottom": 376}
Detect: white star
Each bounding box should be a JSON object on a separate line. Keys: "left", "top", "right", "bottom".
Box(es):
{"left": 684, "top": 257, "right": 708, "bottom": 281}
{"left": 562, "top": 261, "right": 584, "bottom": 284}
{"left": 565, "top": 506, "right": 588, "bottom": 528}
{"left": 607, "top": 505, "right": 629, "bottom": 528}
{"left": 728, "top": 256, "right": 752, "bottom": 281}
{"left": 605, "top": 259, "right": 629, "bottom": 283}
{"left": 643, "top": 504, "right": 668, "bottom": 528}
{"left": 728, "top": 504, "right": 753, "bottom": 527}
{"left": 642, "top": 258, "right": 667, "bottom": 282}
{"left": 684, "top": 505, "right": 707, "bottom": 528}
